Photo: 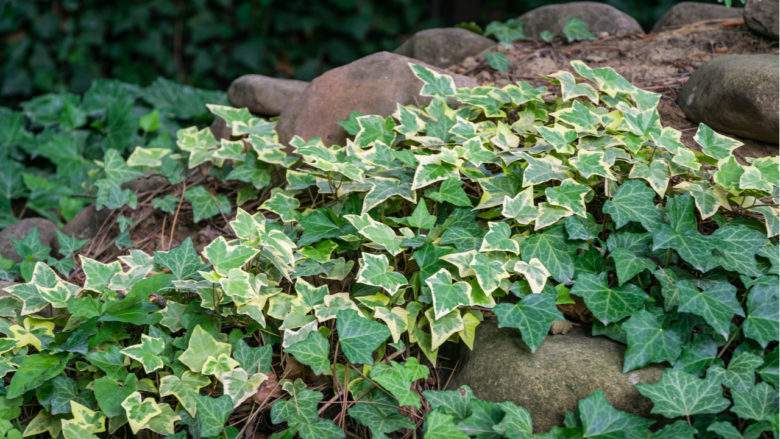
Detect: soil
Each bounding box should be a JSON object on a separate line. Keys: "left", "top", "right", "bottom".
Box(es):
{"left": 450, "top": 18, "right": 779, "bottom": 159}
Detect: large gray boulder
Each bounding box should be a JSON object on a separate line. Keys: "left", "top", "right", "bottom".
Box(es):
{"left": 518, "top": 2, "right": 644, "bottom": 40}
{"left": 276, "top": 51, "right": 477, "bottom": 146}
{"left": 744, "top": 0, "right": 779, "bottom": 39}
{"left": 678, "top": 54, "right": 779, "bottom": 144}
{"left": 228, "top": 75, "right": 308, "bottom": 117}
{"left": 395, "top": 28, "right": 495, "bottom": 68}
{"left": 452, "top": 321, "right": 662, "bottom": 432}
{"left": 0, "top": 218, "right": 57, "bottom": 262}
{"left": 653, "top": 2, "right": 743, "bottom": 31}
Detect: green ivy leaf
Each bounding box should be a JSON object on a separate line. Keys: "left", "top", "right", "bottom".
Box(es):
{"left": 652, "top": 194, "right": 713, "bottom": 272}
{"left": 635, "top": 369, "right": 729, "bottom": 418}
{"left": 153, "top": 237, "right": 203, "bottom": 280}
{"left": 424, "top": 411, "right": 469, "bottom": 439}
{"left": 730, "top": 382, "right": 778, "bottom": 422}
{"left": 570, "top": 272, "right": 646, "bottom": 324}
{"left": 742, "top": 277, "right": 779, "bottom": 348}
{"left": 578, "top": 390, "right": 652, "bottom": 437}
{"left": 622, "top": 309, "right": 683, "bottom": 372}
{"left": 369, "top": 358, "right": 429, "bottom": 408}
{"left": 603, "top": 179, "right": 661, "bottom": 231}
{"left": 184, "top": 185, "right": 231, "bottom": 222}
{"left": 677, "top": 279, "right": 742, "bottom": 339}
{"left": 609, "top": 248, "right": 655, "bottom": 286}
{"left": 494, "top": 292, "right": 562, "bottom": 352}
{"left": 519, "top": 228, "right": 575, "bottom": 283}
{"left": 195, "top": 394, "right": 233, "bottom": 437}
{"left": 335, "top": 309, "right": 390, "bottom": 364}
{"left": 285, "top": 330, "right": 331, "bottom": 376}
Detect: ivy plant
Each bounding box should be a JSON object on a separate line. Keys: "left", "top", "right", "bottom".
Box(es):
{"left": 0, "top": 61, "right": 777, "bottom": 438}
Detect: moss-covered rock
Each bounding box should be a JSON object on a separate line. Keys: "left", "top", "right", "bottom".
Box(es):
{"left": 452, "top": 320, "right": 663, "bottom": 432}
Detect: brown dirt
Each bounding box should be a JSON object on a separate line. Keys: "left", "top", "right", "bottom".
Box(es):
{"left": 450, "top": 18, "right": 779, "bottom": 159}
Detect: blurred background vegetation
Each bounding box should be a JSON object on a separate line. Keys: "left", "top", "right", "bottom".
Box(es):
{"left": 2, "top": 0, "right": 730, "bottom": 101}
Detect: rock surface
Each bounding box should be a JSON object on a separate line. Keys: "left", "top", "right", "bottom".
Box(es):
{"left": 653, "top": 2, "right": 743, "bottom": 31}
{"left": 518, "top": 2, "right": 644, "bottom": 40}
{"left": 276, "top": 51, "right": 477, "bottom": 146}
{"left": 228, "top": 75, "right": 308, "bottom": 117}
{"left": 62, "top": 205, "right": 110, "bottom": 241}
{"left": 0, "top": 218, "right": 57, "bottom": 262}
{"left": 678, "top": 54, "right": 779, "bottom": 144}
{"left": 394, "top": 28, "right": 495, "bottom": 68}
{"left": 452, "top": 321, "right": 662, "bottom": 432}
{"left": 744, "top": 0, "right": 779, "bottom": 39}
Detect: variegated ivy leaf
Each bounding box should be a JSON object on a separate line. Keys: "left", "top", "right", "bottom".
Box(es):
{"left": 502, "top": 187, "right": 538, "bottom": 225}
{"left": 629, "top": 159, "right": 670, "bottom": 197}
{"left": 374, "top": 307, "right": 408, "bottom": 343}
{"left": 344, "top": 213, "right": 403, "bottom": 256}
{"left": 458, "top": 136, "right": 497, "bottom": 166}
{"left": 369, "top": 358, "right": 429, "bottom": 408}
{"left": 751, "top": 205, "right": 780, "bottom": 238}
{"left": 102, "top": 149, "right": 143, "bottom": 184}
{"left": 544, "top": 178, "right": 590, "bottom": 217}
{"left": 412, "top": 153, "right": 460, "bottom": 191}
{"left": 290, "top": 136, "right": 365, "bottom": 181}
{"left": 503, "top": 81, "right": 547, "bottom": 105}
{"left": 363, "top": 176, "right": 416, "bottom": 213}
{"left": 480, "top": 222, "right": 519, "bottom": 254}
{"left": 393, "top": 103, "right": 425, "bottom": 136}
{"left": 354, "top": 115, "right": 396, "bottom": 148}
{"left": 548, "top": 70, "right": 598, "bottom": 103}
{"left": 108, "top": 249, "right": 154, "bottom": 291}
{"left": 650, "top": 126, "right": 684, "bottom": 154}
{"left": 569, "top": 149, "right": 615, "bottom": 180}
{"left": 513, "top": 258, "right": 550, "bottom": 294}
{"left": 178, "top": 325, "right": 232, "bottom": 374}
{"left": 8, "top": 317, "right": 54, "bottom": 351}
{"left": 571, "top": 60, "right": 637, "bottom": 97}
{"left": 121, "top": 334, "right": 165, "bottom": 373}
{"left": 249, "top": 134, "right": 299, "bottom": 168}
{"left": 520, "top": 152, "right": 568, "bottom": 187}
{"left": 61, "top": 401, "right": 106, "bottom": 438}
{"left": 739, "top": 165, "right": 774, "bottom": 193}
{"left": 536, "top": 124, "right": 577, "bottom": 154}
{"left": 357, "top": 252, "right": 407, "bottom": 295}
{"left": 222, "top": 367, "right": 268, "bottom": 407}
{"left": 177, "top": 126, "right": 219, "bottom": 168}
{"left": 409, "top": 63, "right": 456, "bottom": 97}
{"left": 219, "top": 268, "right": 265, "bottom": 307}
{"left": 79, "top": 256, "right": 122, "bottom": 292}
{"left": 471, "top": 252, "right": 510, "bottom": 294}
{"left": 714, "top": 156, "right": 744, "bottom": 190}
{"left": 121, "top": 392, "right": 163, "bottom": 434}
{"left": 425, "top": 268, "right": 473, "bottom": 320}
{"left": 202, "top": 352, "right": 240, "bottom": 378}
{"left": 535, "top": 202, "right": 574, "bottom": 231}
{"left": 203, "top": 236, "right": 258, "bottom": 276}
{"left": 127, "top": 147, "right": 170, "bottom": 168}
{"left": 30, "top": 262, "right": 79, "bottom": 308}
{"left": 551, "top": 100, "right": 600, "bottom": 134}
{"left": 426, "top": 307, "right": 465, "bottom": 351}
{"left": 261, "top": 189, "right": 301, "bottom": 223}
{"left": 570, "top": 272, "right": 646, "bottom": 324}
{"left": 491, "top": 122, "right": 519, "bottom": 150}
{"left": 313, "top": 293, "right": 360, "bottom": 322}
{"left": 159, "top": 371, "right": 210, "bottom": 416}
{"left": 694, "top": 123, "right": 743, "bottom": 160}
{"left": 206, "top": 104, "right": 253, "bottom": 133}
{"left": 674, "top": 181, "right": 728, "bottom": 220}
{"left": 184, "top": 185, "right": 231, "bottom": 223}
{"left": 494, "top": 292, "right": 562, "bottom": 352}
{"left": 618, "top": 101, "right": 661, "bottom": 138}
{"left": 671, "top": 147, "right": 700, "bottom": 171}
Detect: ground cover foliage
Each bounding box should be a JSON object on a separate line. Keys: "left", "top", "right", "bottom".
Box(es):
{"left": 0, "top": 79, "right": 226, "bottom": 229}
{"left": 0, "top": 61, "right": 778, "bottom": 438}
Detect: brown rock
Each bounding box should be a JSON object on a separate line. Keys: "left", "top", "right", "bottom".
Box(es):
{"left": 276, "top": 51, "right": 477, "bottom": 146}
{"left": 744, "top": 0, "right": 779, "bottom": 39}
{"left": 0, "top": 218, "right": 57, "bottom": 262}
{"left": 678, "top": 54, "right": 779, "bottom": 144}
{"left": 228, "top": 75, "right": 308, "bottom": 117}
{"left": 452, "top": 321, "right": 662, "bottom": 432}
{"left": 518, "top": 2, "right": 644, "bottom": 40}
{"left": 653, "top": 2, "right": 743, "bottom": 31}
{"left": 395, "top": 28, "right": 495, "bottom": 68}
{"left": 62, "top": 205, "right": 110, "bottom": 241}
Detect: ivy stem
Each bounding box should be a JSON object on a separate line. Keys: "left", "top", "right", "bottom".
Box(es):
{"left": 716, "top": 330, "right": 739, "bottom": 359}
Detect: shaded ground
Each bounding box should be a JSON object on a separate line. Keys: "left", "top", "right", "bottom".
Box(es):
{"left": 450, "top": 19, "right": 779, "bottom": 159}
